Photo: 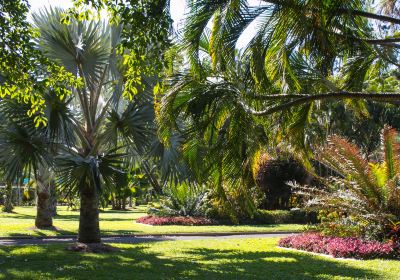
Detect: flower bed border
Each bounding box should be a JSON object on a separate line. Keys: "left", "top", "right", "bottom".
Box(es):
{"left": 278, "top": 233, "right": 399, "bottom": 260}
{"left": 136, "top": 215, "right": 217, "bottom": 226}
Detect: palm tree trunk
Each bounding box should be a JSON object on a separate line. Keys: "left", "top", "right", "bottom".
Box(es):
{"left": 50, "top": 181, "right": 57, "bottom": 217}
{"left": 3, "top": 181, "right": 13, "bottom": 213}
{"left": 35, "top": 176, "right": 53, "bottom": 228}
{"left": 78, "top": 186, "right": 100, "bottom": 243}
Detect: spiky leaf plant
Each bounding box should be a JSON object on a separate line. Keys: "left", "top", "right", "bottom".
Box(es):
{"left": 293, "top": 125, "right": 400, "bottom": 240}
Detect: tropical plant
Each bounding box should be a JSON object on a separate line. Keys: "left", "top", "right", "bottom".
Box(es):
{"left": 2, "top": 182, "right": 13, "bottom": 213}
{"left": 254, "top": 152, "right": 314, "bottom": 210}
{"left": 0, "top": 97, "right": 62, "bottom": 225}
{"left": 293, "top": 126, "right": 400, "bottom": 240}
{"left": 32, "top": 8, "right": 156, "bottom": 243}
{"left": 160, "top": 1, "right": 400, "bottom": 183}
{"left": 182, "top": 0, "right": 400, "bottom": 109}
{"left": 149, "top": 183, "right": 208, "bottom": 217}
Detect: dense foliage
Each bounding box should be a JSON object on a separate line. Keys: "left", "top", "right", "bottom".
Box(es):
{"left": 0, "top": 0, "right": 80, "bottom": 125}
{"left": 293, "top": 126, "right": 400, "bottom": 240}
{"left": 254, "top": 154, "right": 314, "bottom": 209}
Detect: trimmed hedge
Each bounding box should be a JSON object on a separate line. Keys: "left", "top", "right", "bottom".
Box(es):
{"left": 254, "top": 209, "right": 318, "bottom": 224}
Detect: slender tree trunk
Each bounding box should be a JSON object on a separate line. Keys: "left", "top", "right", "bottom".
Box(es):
{"left": 3, "top": 181, "right": 13, "bottom": 213}
{"left": 35, "top": 175, "right": 53, "bottom": 228}
{"left": 122, "top": 198, "right": 126, "bottom": 210}
{"left": 78, "top": 186, "right": 100, "bottom": 243}
{"left": 142, "top": 161, "right": 162, "bottom": 194}
{"left": 50, "top": 180, "right": 57, "bottom": 217}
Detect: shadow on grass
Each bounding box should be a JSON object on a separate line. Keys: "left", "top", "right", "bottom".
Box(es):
{"left": 5, "top": 227, "right": 76, "bottom": 238}
{"left": 0, "top": 243, "right": 384, "bottom": 280}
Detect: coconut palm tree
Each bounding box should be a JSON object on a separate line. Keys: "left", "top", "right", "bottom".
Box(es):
{"left": 160, "top": 1, "right": 400, "bottom": 195}
{"left": 32, "top": 8, "right": 155, "bottom": 243}
{"left": 181, "top": 0, "right": 400, "bottom": 108}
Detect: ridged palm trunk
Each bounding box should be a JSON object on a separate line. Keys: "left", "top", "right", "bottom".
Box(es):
{"left": 35, "top": 175, "right": 53, "bottom": 228}
{"left": 3, "top": 181, "right": 13, "bottom": 213}
{"left": 78, "top": 185, "right": 100, "bottom": 243}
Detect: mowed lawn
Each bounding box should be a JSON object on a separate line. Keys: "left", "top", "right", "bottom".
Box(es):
{"left": 0, "top": 206, "right": 304, "bottom": 237}
{"left": 0, "top": 238, "right": 399, "bottom": 280}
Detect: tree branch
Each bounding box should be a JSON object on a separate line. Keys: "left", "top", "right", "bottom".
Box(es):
{"left": 261, "top": 0, "right": 400, "bottom": 25}
{"left": 240, "top": 92, "right": 400, "bottom": 116}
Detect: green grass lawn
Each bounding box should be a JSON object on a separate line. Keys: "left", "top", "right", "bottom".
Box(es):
{"left": 0, "top": 238, "right": 399, "bottom": 279}
{"left": 0, "top": 206, "right": 304, "bottom": 237}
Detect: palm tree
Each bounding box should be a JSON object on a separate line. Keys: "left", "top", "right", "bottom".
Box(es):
{"left": 32, "top": 8, "right": 155, "bottom": 243}
{"left": 172, "top": 0, "right": 400, "bottom": 127}
{"left": 0, "top": 93, "right": 74, "bottom": 226}
{"left": 159, "top": 32, "right": 268, "bottom": 220}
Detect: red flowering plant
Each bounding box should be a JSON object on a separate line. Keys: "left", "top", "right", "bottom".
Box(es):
{"left": 136, "top": 215, "right": 216, "bottom": 226}
{"left": 279, "top": 233, "right": 398, "bottom": 259}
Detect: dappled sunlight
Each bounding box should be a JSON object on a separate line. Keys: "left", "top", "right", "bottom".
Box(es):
{"left": 0, "top": 237, "right": 398, "bottom": 279}
{"left": 0, "top": 206, "right": 304, "bottom": 237}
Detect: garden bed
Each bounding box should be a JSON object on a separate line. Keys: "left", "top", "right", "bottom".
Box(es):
{"left": 278, "top": 233, "right": 400, "bottom": 260}
{"left": 136, "top": 215, "right": 217, "bottom": 226}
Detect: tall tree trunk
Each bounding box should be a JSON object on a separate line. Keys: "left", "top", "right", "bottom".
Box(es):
{"left": 78, "top": 186, "right": 100, "bottom": 243}
{"left": 35, "top": 175, "right": 53, "bottom": 228}
{"left": 3, "top": 181, "right": 13, "bottom": 213}
{"left": 50, "top": 180, "right": 57, "bottom": 217}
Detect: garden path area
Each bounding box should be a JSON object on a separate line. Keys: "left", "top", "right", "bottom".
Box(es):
{"left": 0, "top": 233, "right": 292, "bottom": 246}
{"left": 0, "top": 206, "right": 304, "bottom": 238}
{"left": 1, "top": 207, "right": 399, "bottom": 279}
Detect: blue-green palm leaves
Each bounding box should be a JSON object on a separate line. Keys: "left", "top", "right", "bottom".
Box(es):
{"left": 31, "top": 8, "right": 157, "bottom": 196}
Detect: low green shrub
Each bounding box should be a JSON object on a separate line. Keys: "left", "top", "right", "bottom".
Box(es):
{"left": 148, "top": 183, "right": 208, "bottom": 217}
{"left": 254, "top": 209, "right": 318, "bottom": 224}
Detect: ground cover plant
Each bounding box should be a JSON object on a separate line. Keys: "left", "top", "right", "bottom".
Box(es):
{"left": 279, "top": 233, "right": 400, "bottom": 260}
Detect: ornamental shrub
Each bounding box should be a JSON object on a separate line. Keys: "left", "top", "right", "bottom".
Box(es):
{"left": 255, "top": 209, "right": 318, "bottom": 224}
{"left": 292, "top": 126, "right": 400, "bottom": 241}
{"left": 254, "top": 154, "right": 314, "bottom": 210}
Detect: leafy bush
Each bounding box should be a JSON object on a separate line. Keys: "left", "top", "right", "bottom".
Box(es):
{"left": 279, "top": 233, "right": 399, "bottom": 259}
{"left": 388, "top": 221, "right": 400, "bottom": 252}
{"left": 254, "top": 209, "right": 318, "bottom": 224}
{"left": 137, "top": 215, "right": 216, "bottom": 226}
{"left": 293, "top": 126, "right": 400, "bottom": 240}
{"left": 254, "top": 154, "right": 314, "bottom": 210}
{"left": 149, "top": 183, "right": 208, "bottom": 217}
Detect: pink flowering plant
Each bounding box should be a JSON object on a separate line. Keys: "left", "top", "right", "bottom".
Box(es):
{"left": 279, "top": 233, "right": 399, "bottom": 259}
{"left": 136, "top": 215, "right": 216, "bottom": 226}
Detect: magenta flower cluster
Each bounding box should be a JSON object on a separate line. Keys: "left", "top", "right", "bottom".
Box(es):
{"left": 278, "top": 233, "right": 399, "bottom": 259}
{"left": 137, "top": 215, "right": 216, "bottom": 226}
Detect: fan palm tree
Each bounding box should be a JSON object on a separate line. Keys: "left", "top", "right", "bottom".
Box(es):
{"left": 0, "top": 92, "right": 74, "bottom": 226}
{"left": 32, "top": 8, "right": 155, "bottom": 243}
